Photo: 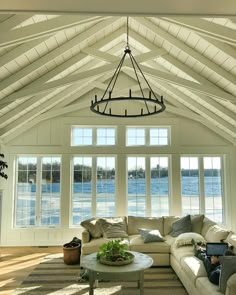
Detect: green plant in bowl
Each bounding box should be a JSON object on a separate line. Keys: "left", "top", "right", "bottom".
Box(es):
{"left": 96, "top": 239, "right": 134, "bottom": 265}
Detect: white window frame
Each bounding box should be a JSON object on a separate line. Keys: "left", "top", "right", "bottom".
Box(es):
{"left": 180, "top": 155, "right": 225, "bottom": 223}
{"left": 71, "top": 126, "right": 116, "bottom": 146}
{"left": 127, "top": 155, "right": 170, "bottom": 216}
{"left": 14, "top": 155, "right": 61, "bottom": 228}
{"left": 126, "top": 126, "right": 170, "bottom": 146}
{"left": 71, "top": 155, "right": 117, "bottom": 225}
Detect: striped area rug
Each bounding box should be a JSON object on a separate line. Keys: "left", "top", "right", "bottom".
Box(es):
{"left": 13, "top": 254, "right": 188, "bottom": 295}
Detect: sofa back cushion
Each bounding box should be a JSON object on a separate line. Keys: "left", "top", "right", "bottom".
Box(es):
{"left": 81, "top": 217, "right": 103, "bottom": 238}
{"left": 163, "top": 216, "right": 180, "bottom": 236}
{"left": 169, "top": 215, "right": 192, "bottom": 237}
{"left": 128, "top": 216, "right": 163, "bottom": 235}
{"left": 98, "top": 217, "right": 128, "bottom": 238}
{"left": 205, "top": 224, "right": 230, "bottom": 242}
{"left": 226, "top": 232, "right": 236, "bottom": 254}
{"left": 191, "top": 214, "right": 204, "bottom": 233}
{"left": 201, "top": 217, "right": 217, "bottom": 237}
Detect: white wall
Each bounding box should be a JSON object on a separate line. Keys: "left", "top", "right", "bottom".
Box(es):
{"left": 0, "top": 110, "right": 235, "bottom": 246}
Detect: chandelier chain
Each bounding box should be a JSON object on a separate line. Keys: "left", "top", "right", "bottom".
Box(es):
{"left": 90, "top": 16, "right": 166, "bottom": 118}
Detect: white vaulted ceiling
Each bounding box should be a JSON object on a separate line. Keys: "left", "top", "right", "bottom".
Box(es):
{"left": 0, "top": 12, "right": 236, "bottom": 144}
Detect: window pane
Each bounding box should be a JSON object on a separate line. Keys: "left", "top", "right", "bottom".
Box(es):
{"left": 127, "top": 157, "right": 146, "bottom": 215}
{"left": 150, "top": 157, "right": 169, "bottom": 216}
{"left": 150, "top": 128, "right": 168, "bottom": 145}
{"left": 97, "top": 128, "right": 115, "bottom": 145}
{"left": 204, "top": 157, "right": 223, "bottom": 223}
{"left": 40, "top": 157, "right": 61, "bottom": 226}
{"left": 126, "top": 128, "right": 145, "bottom": 146}
{"left": 72, "top": 157, "right": 92, "bottom": 224}
{"left": 15, "top": 157, "right": 37, "bottom": 227}
{"left": 96, "top": 157, "right": 116, "bottom": 216}
{"left": 71, "top": 127, "right": 92, "bottom": 145}
{"left": 181, "top": 157, "right": 200, "bottom": 215}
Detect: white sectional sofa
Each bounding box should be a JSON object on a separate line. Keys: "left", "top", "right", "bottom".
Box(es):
{"left": 80, "top": 215, "right": 236, "bottom": 295}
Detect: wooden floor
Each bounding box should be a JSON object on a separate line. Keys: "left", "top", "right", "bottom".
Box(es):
{"left": 0, "top": 246, "right": 62, "bottom": 295}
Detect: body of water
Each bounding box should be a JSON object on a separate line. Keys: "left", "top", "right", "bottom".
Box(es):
{"left": 16, "top": 176, "right": 222, "bottom": 226}
{"left": 23, "top": 176, "right": 222, "bottom": 196}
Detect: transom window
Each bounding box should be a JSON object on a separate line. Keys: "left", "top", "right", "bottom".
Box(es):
{"left": 71, "top": 126, "right": 116, "bottom": 146}
{"left": 97, "top": 128, "right": 115, "bottom": 145}
{"left": 150, "top": 128, "right": 169, "bottom": 145}
{"left": 72, "top": 127, "right": 92, "bottom": 145}
{"left": 126, "top": 127, "right": 169, "bottom": 146}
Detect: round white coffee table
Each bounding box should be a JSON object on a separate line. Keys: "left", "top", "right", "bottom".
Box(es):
{"left": 81, "top": 251, "right": 153, "bottom": 295}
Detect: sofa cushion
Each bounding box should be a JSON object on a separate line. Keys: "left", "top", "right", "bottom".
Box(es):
{"left": 129, "top": 234, "right": 170, "bottom": 253}
{"left": 196, "top": 277, "right": 220, "bottom": 295}
{"left": 191, "top": 214, "right": 204, "bottom": 234}
{"left": 128, "top": 216, "right": 163, "bottom": 235}
{"left": 219, "top": 256, "right": 236, "bottom": 293}
{"left": 81, "top": 237, "right": 111, "bottom": 255}
{"left": 139, "top": 228, "right": 165, "bottom": 243}
{"left": 181, "top": 256, "right": 208, "bottom": 286}
{"left": 81, "top": 217, "right": 103, "bottom": 238}
{"left": 98, "top": 217, "right": 128, "bottom": 238}
{"left": 201, "top": 217, "right": 217, "bottom": 237}
{"left": 174, "top": 232, "right": 205, "bottom": 248}
{"left": 205, "top": 224, "right": 230, "bottom": 242}
{"left": 163, "top": 216, "right": 180, "bottom": 236}
{"left": 227, "top": 273, "right": 236, "bottom": 295}
{"left": 171, "top": 245, "right": 194, "bottom": 263}
{"left": 170, "top": 215, "right": 192, "bottom": 237}
{"left": 226, "top": 231, "right": 236, "bottom": 254}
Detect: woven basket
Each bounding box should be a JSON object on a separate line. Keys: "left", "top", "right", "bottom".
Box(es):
{"left": 63, "top": 244, "right": 81, "bottom": 265}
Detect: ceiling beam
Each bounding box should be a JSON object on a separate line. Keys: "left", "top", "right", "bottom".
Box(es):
{"left": 0, "top": 83, "right": 95, "bottom": 139}
{"left": 0, "top": 15, "right": 107, "bottom": 48}
{"left": 163, "top": 17, "right": 236, "bottom": 46}
{"left": 0, "top": 0, "right": 236, "bottom": 16}
{"left": 0, "top": 63, "right": 115, "bottom": 105}
{"left": 152, "top": 80, "right": 236, "bottom": 142}
{"left": 0, "top": 36, "right": 49, "bottom": 68}
{"left": 0, "top": 14, "right": 34, "bottom": 32}
{"left": 129, "top": 65, "right": 236, "bottom": 102}
{"left": 137, "top": 17, "right": 236, "bottom": 87}
{"left": 0, "top": 17, "right": 120, "bottom": 99}
{"left": 200, "top": 36, "right": 236, "bottom": 61}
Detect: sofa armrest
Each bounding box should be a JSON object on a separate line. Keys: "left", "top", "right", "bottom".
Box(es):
{"left": 226, "top": 273, "right": 236, "bottom": 295}
{"left": 81, "top": 229, "right": 90, "bottom": 243}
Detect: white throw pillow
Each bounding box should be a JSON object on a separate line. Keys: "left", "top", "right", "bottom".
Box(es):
{"left": 205, "top": 225, "right": 230, "bottom": 242}
{"left": 175, "top": 232, "right": 205, "bottom": 247}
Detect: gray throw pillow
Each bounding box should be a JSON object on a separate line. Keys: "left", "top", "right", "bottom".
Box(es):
{"left": 139, "top": 228, "right": 165, "bottom": 243}
{"left": 170, "top": 215, "right": 192, "bottom": 237}
{"left": 191, "top": 214, "right": 204, "bottom": 234}
{"left": 81, "top": 217, "right": 103, "bottom": 238}
{"left": 219, "top": 256, "right": 236, "bottom": 293}
{"left": 98, "top": 218, "right": 128, "bottom": 238}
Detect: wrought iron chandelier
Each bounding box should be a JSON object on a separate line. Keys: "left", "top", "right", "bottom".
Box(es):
{"left": 90, "top": 17, "right": 166, "bottom": 118}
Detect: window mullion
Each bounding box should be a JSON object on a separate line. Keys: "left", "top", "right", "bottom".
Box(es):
{"left": 92, "top": 157, "right": 97, "bottom": 216}
{"left": 146, "top": 156, "right": 151, "bottom": 215}
{"left": 36, "top": 157, "right": 42, "bottom": 226}
{"left": 146, "top": 127, "right": 149, "bottom": 146}
{"left": 93, "top": 127, "right": 97, "bottom": 146}
{"left": 221, "top": 156, "right": 226, "bottom": 224}
{"left": 199, "top": 157, "right": 205, "bottom": 214}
